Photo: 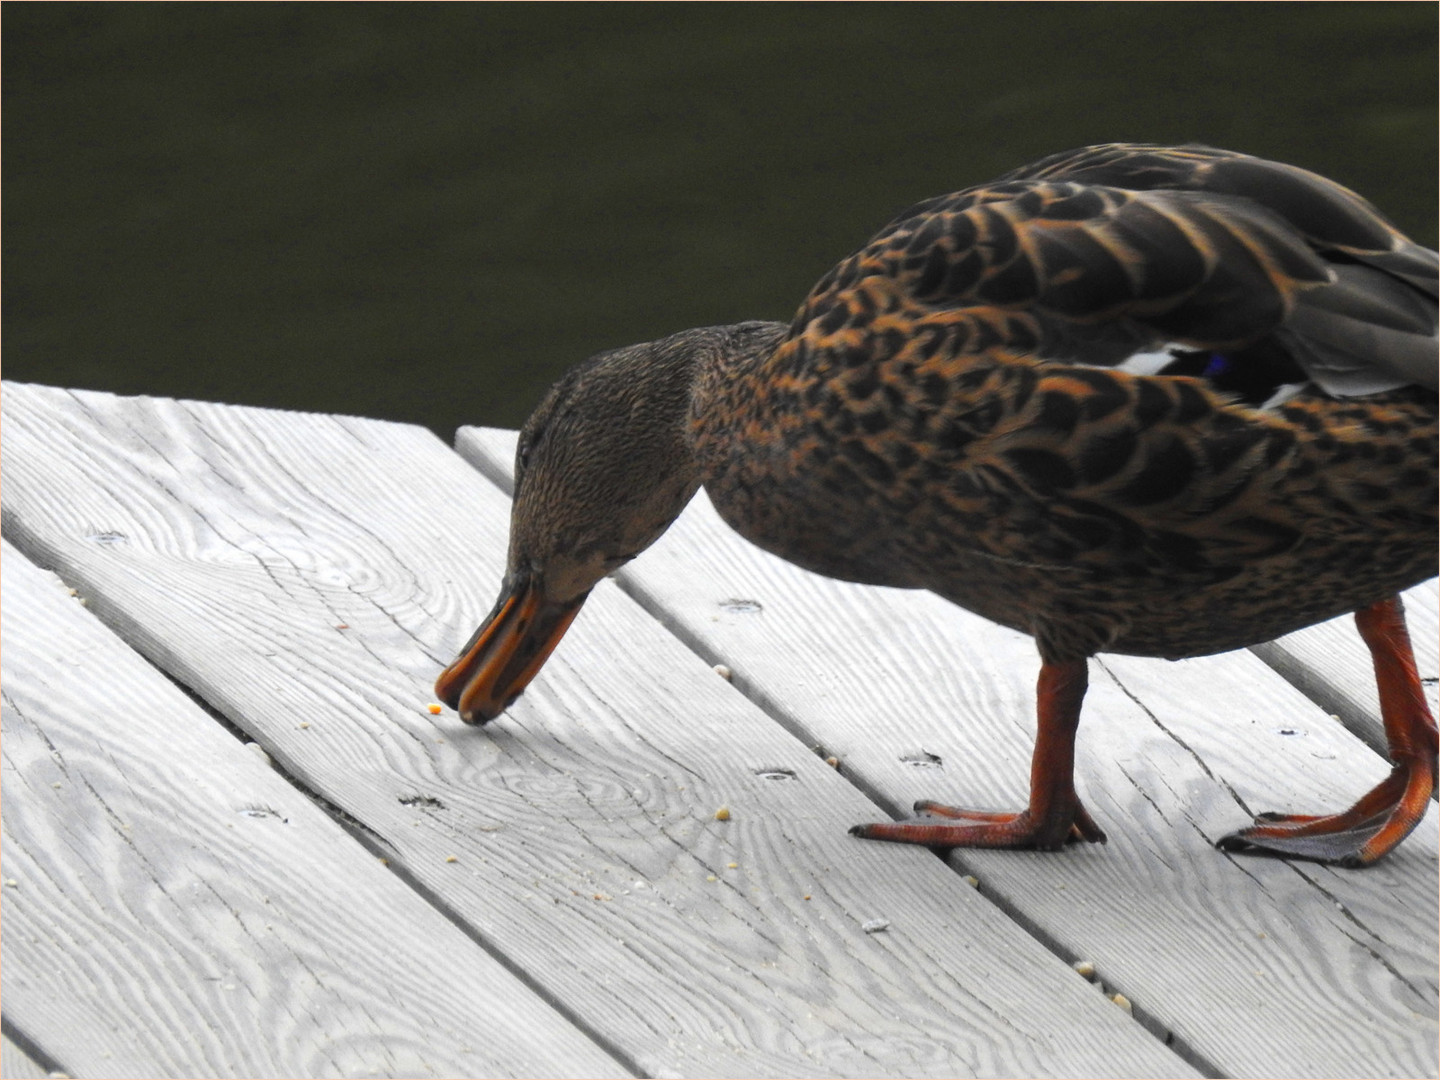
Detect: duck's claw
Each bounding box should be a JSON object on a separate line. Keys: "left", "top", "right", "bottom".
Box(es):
{"left": 850, "top": 799, "right": 1106, "bottom": 851}
{"left": 1216, "top": 756, "right": 1436, "bottom": 867}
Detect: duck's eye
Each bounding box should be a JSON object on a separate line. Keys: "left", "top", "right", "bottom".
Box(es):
{"left": 517, "top": 428, "right": 541, "bottom": 473}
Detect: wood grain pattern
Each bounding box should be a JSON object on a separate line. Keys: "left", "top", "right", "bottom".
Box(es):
{"left": 461, "top": 422, "right": 1440, "bottom": 1080}
{"left": 0, "top": 383, "right": 1190, "bottom": 1079}
{"left": 1, "top": 539, "right": 630, "bottom": 1080}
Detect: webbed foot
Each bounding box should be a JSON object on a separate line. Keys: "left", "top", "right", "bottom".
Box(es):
{"left": 1217, "top": 757, "right": 1435, "bottom": 866}
{"left": 851, "top": 799, "right": 1106, "bottom": 850}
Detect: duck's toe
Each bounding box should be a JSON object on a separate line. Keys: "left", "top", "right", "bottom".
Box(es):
{"left": 1215, "top": 756, "right": 1435, "bottom": 867}
{"left": 850, "top": 800, "right": 1106, "bottom": 851}
{"left": 1216, "top": 816, "right": 1387, "bottom": 867}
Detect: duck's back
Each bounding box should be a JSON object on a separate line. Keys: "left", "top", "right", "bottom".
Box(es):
{"left": 692, "top": 144, "right": 1438, "bottom": 663}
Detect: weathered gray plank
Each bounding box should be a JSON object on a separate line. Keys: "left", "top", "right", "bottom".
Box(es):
{"left": 0, "top": 383, "right": 1193, "bottom": 1079}
{"left": 460, "top": 422, "right": 1440, "bottom": 1080}
{"left": 1, "top": 1037, "right": 49, "bottom": 1080}
{"left": 0, "top": 538, "right": 629, "bottom": 1080}
{"left": 1250, "top": 581, "right": 1439, "bottom": 758}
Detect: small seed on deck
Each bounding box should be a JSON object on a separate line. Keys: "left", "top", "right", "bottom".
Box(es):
{"left": 713, "top": 664, "right": 733, "bottom": 680}
{"left": 861, "top": 918, "right": 890, "bottom": 934}
{"left": 962, "top": 875, "right": 979, "bottom": 888}
{"left": 426, "top": 702, "right": 443, "bottom": 715}
{"left": 714, "top": 806, "right": 731, "bottom": 821}
{"left": 1111, "top": 993, "right": 1132, "bottom": 1013}
{"left": 1073, "top": 960, "right": 1096, "bottom": 980}
{"left": 444, "top": 855, "right": 458, "bottom": 863}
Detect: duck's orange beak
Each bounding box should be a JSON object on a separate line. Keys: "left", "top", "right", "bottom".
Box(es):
{"left": 434, "top": 575, "right": 588, "bottom": 724}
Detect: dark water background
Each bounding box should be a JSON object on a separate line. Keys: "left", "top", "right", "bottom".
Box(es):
{"left": 5, "top": 3, "right": 1436, "bottom": 436}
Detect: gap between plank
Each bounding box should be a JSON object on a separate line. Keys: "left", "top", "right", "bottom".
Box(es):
{"left": 1, "top": 1017, "right": 68, "bottom": 1080}
{"left": 606, "top": 570, "right": 1225, "bottom": 1080}
{"left": 124, "top": 672, "right": 652, "bottom": 1080}
{"left": 5, "top": 484, "right": 1217, "bottom": 1079}
{"left": 463, "top": 434, "right": 1226, "bottom": 1078}
{"left": 0, "top": 528, "right": 647, "bottom": 1080}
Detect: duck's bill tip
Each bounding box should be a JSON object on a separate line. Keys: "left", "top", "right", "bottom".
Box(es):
{"left": 434, "top": 583, "right": 587, "bottom": 725}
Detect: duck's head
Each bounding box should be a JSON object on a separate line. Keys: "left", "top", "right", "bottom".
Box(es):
{"left": 435, "top": 321, "right": 786, "bottom": 724}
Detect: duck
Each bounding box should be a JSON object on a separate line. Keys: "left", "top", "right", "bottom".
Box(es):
{"left": 436, "top": 143, "right": 1438, "bottom": 867}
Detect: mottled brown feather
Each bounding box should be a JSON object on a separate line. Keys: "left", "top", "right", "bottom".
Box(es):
{"left": 439, "top": 143, "right": 1437, "bottom": 863}
{"left": 691, "top": 144, "right": 1437, "bottom": 664}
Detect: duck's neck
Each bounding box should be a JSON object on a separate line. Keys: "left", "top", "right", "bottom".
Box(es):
{"left": 686, "top": 319, "right": 887, "bottom": 577}
{"left": 684, "top": 320, "right": 791, "bottom": 476}
{"left": 556, "top": 321, "right": 788, "bottom": 564}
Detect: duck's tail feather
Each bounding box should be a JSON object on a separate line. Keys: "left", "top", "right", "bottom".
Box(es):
{"left": 1280, "top": 261, "right": 1438, "bottom": 394}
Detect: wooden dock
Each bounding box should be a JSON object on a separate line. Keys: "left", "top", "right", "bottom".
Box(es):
{"left": 2, "top": 379, "right": 1436, "bottom": 1079}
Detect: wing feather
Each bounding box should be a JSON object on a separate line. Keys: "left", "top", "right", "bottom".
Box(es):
{"left": 791, "top": 144, "right": 1436, "bottom": 393}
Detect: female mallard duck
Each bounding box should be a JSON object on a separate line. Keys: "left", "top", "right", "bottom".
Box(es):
{"left": 437, "top": 144, "right": 1438, "bottom": 867}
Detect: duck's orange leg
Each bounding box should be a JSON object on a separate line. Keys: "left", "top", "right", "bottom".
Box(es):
{"left": 1217, "top": 595, "right": 1438, "bottom": 867}
{"left": 850, "top": 659, "right": 1106, "bottom": 850}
